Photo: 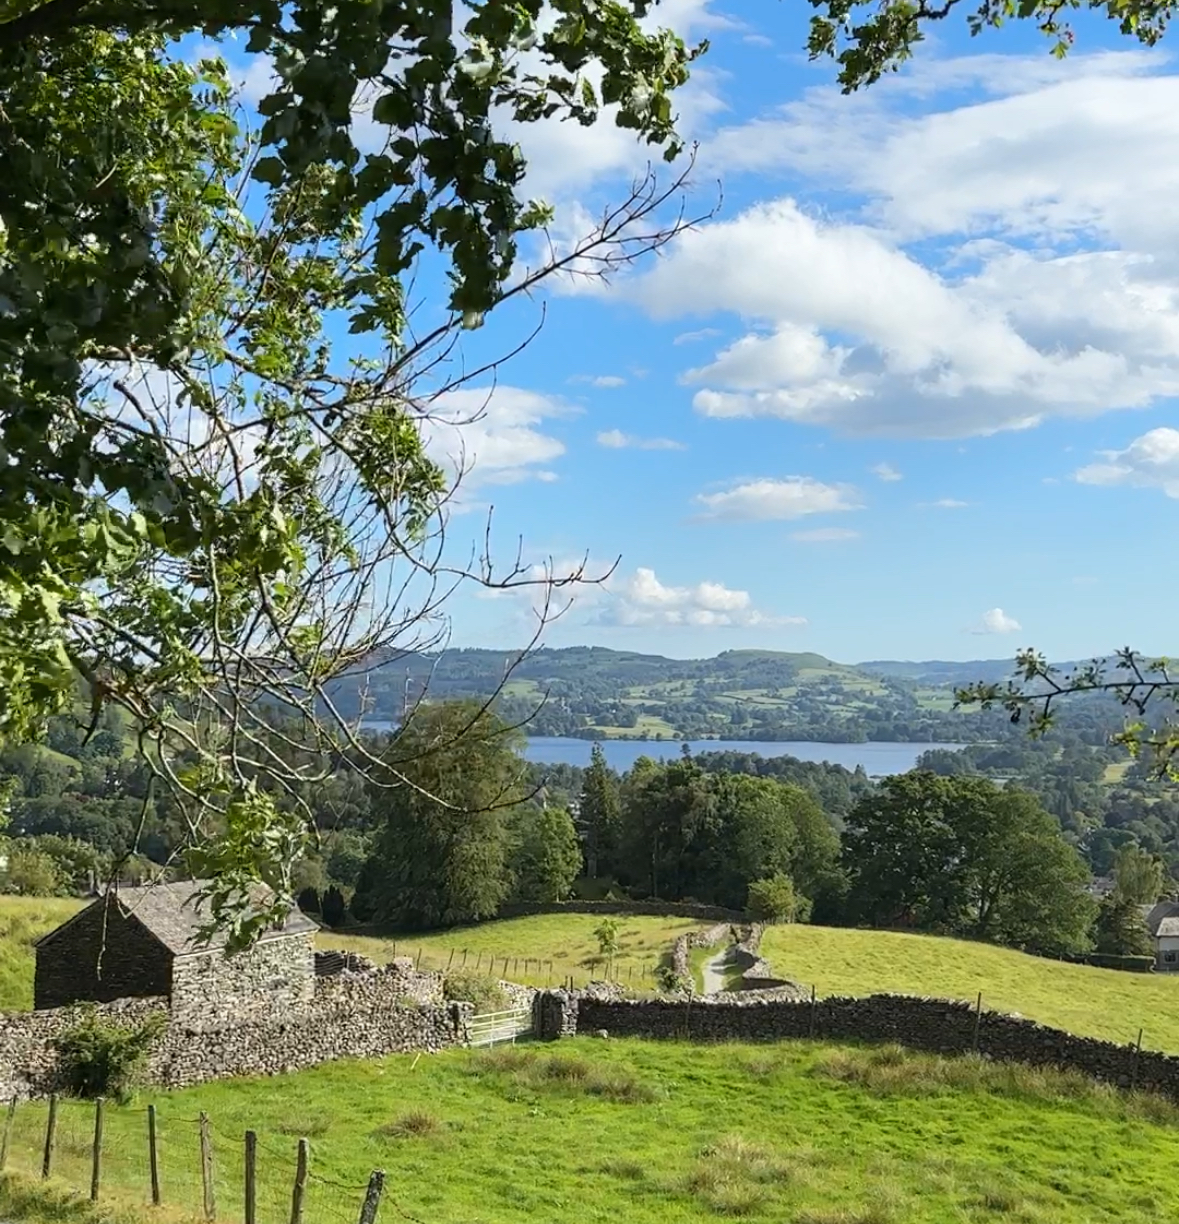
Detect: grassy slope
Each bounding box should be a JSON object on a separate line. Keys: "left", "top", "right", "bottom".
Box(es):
{"left": 761, "top": 924, "right": 1179, "bottom": 1051}
{"left": 0, "top": 897, "right": 84, "bottom": 1010}
{"left": 4, "top": 1041, "right": 1179, "bottom": 1224}
{"left": 318, "top": 913, "right": 702, "bottom": 988}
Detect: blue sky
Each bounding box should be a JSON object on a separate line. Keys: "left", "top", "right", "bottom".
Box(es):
{"left": 223, "top": 3, "right": 1179, "bottom": 664}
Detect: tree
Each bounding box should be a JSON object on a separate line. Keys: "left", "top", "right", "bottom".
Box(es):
{"left": 512, "top": 806, "right": 582, "bottom": 904}
{"left": 806, "top": 0, "right": 1173, "bottom": 93}
{"left": 577, "top": 744, "right": 622, "bottom": 881}
{"left": 594, "top": 917, "right": 621, "bottom": 975}
{"left": 0, "top": 3, "right": 707, "bottom": 946}
{"left": 747, "top": 873, "right": 808, "bottom": 924}
{"left": 357, "top": 701, "right": 526, "bottom": 930}
{"left": 4, "top": 846, "right": 63, "bottom": 896}
{"left": 1094, "top": 892, "right": 1155, "bottom": 958}
{"left": 843, "top": 772, "right": 1096, "bottom": 955}
{"left": 320, "top": 885, "right": 347, "bottom": 929}
{"left": 1113, "top": 843, "right": 1165, "bottom": 905}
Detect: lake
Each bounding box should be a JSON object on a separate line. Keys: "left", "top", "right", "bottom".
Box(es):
{"left": 521, "top": 737, "right": 966, "bottom": 776}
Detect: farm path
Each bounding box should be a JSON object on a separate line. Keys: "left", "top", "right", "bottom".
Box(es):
{"left": 701, "top": 943, "right": 736, "bottom": 995}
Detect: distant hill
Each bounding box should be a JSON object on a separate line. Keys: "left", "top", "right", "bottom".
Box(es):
{"left": 857, "top": 659, "right": 1021, "bottom": 686}
{"left": 330, "top": 645, "right": 1008, "bottom": 744}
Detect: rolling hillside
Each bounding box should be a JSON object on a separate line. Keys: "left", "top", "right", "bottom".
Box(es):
{"left": 329, "top": 646, "right": 1010, "bottom": 742}
{"left": 760, "top": 924, "right": 1179, "bottom": 1051}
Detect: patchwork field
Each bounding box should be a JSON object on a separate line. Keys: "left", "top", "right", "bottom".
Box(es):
{"left": 4, "top": 1040, "right": 1179, "bottom": 1224}
{"left": 761, "top": 924, "right": 1179, "bottom": 1052}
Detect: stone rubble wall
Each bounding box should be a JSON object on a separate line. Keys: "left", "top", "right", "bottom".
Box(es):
{"left": 731, "top": 924, "right": 797, "bottom": 991}
{"left": 535, "top": 990, "right": 1179, "bottom": 1100}
{"left": 670, "top": 923, "right": 733, "bottom": 981}
{"left": 0, "top": 961, "right": 467, "bottom": 1100}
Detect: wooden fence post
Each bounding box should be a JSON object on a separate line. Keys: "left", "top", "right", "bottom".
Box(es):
{"left": 199, "top": 1112, "right": 216, "bottom": 1221}
{"left": 971, "top": 992, "right": 983, "bottom": 1054}
{"left": 42, "top": 1094, "right": 58, "bottom": 1180}
{"left": 462, "top": 949, "right": 468, "bottom": 967}
{"left": 0, "top": 1098, "right": 16, "bottom": 1173}
{"left": 90, "top": 1099, "right": 104, "bottom": 1202}
{"left": 290, "top": 1138, "right": 309, "bottom": 1224}
{"left": 501, "top": 956, "right": 509, "bottom": 978}
{"left": 808, "top": 985, "right": 817, "bottom": 1038}
{"left": 244, "top": 1131, "right": 257, "bottom": 1224}
{"left": 148, "top": 1104, "right": 161, "bottom": 1206}
{"left": 446, "top": 949, "right": 455, "bottom": 970}
{"left": 1131, "top": 1028, "right": 1144, "bottom": 1092}
{"left": 357, "top": 1170, "right": 385, "bottom": 1224}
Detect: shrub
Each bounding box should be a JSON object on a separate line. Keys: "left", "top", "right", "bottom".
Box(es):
{"left": 378, "top": 1110, "right": 442, "bottom": 1139}
{"left": 747, "top": 873, "right": 809, "bottom": 923}
{"left": 297, "top": 886, "right": 321, "bottom": 915}
{"left": 442, "top": 972, "right": 508, "bottom": 1014}
{"left": 655, "top": 963, "right": 692, "bottom": 994}
{"left": 320, "top": 885, "right": 347, "bottom": 928}
{"left": 54, "top": 1008, "right": 166, "bottom": 1101}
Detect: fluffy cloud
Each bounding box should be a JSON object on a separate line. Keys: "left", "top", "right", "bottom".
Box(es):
{"left": 923, "top": 498, "right": 969, "bottom": 508}
{"left": 1074, "top": 427, "right": 1179, "bottom": 498}
{"left": 971, "top": 608, "right": 1022, "bottom": 635}
{"left": 628, "top": 52, "right": 1179, "bottom": 439}
{"left": 596, "top": 567, "right": 804, "bottom": 628}
{"left": 871, "top": 463, "right": 903, "bottom": 482}
{"left": 790, "top": 527, "right": 860, "bottom": 543}
{"left": 694, "top": 476, "right": 862, "bottom": 521}
{"left": 420, "top": 386, "right": 571, "bottom": 491}
{"left": 597, "top": 429, "right": 686, "bottom": 451}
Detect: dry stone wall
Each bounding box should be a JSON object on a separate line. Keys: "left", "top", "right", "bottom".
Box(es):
{"left": 670, "top": 923, "right": 732, "bottom": 981}
{"left": 499, "top": 900, "right": 745, "bottom": 922}
{"left": 536, "top": 990, "right": 1179, "bottom": 1100}
{"left": 0, "top": 962, "right": 468, "bottom": 1100}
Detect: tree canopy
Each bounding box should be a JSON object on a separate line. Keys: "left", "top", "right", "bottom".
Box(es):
{"left": 0, "top": 0, "right": 704, "bottom": 944}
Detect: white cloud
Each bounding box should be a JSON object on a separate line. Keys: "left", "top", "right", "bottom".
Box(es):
{"left": 971, "top": 607, "right": 1022, "bottom": 635}
{"left": 790, "top": 527, "right": 860, "bottom": 543}
{"left": 623, "top": 52, "right": 1179, "bottom": 440}
{"left": 924, "top": 498, "right": 969, "bottom": 508}
{"left": 871, "top": 462, "right": 903, "bottom": 482}
{"left": 597, "top": 429, "right": 686, "bottom": 451}
{"left": 1074, "top": 427, "right": 1179, "bottom": 498}
{"left": 571, "top": 374, "right": 627, "bottom": 388}
{"left": 674, "top": 328, "right": 723, "bottom": 346}
{"left": 596, "top": 567, "right": 804, "bottom": 628}
{"left": 694, "top": 476, "right": 863, "bottom": 521}
{"left": 421, "top": 386, "right": 571, "bottom": 491}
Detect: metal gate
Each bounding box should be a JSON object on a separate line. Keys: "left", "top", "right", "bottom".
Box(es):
{"left": 466, "top": 1006, "right": 534, "bottom": 1047}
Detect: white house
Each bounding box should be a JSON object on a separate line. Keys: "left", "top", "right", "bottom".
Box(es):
{"left": 1144, "top": 901, "right": 1179, "bottom": 971}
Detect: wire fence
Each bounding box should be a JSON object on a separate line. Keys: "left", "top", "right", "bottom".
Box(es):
{"left": 0, "top": 1095, "right": 396, "bottom": 1224}
{"left": 381, "top": 944, "right": 665, "bottom": 990}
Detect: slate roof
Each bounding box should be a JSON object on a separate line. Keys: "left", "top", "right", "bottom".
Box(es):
{"left": 1145, "top": 900, "right": 1179, "bottom": 937}
{"left": 38, "top": 879, "right": 317, "bottom": 957}
{"left": 1156, "top": 916, "right": 1179, "bottom": 939}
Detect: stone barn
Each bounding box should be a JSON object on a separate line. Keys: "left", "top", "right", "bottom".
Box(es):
{"left": 34, "top": 880, "right": 318, "bottom": 1024}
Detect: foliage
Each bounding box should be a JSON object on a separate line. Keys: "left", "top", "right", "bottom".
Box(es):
{"left": 53, "top": 1006, "right": 166, "bottom": 1101}
{"left": 655, "top": 962, "right": 693, "bottom": 994}
{"left": 746, "top": 873, "right": 808, "bottom": 923}
{"left": 442, "top": 972, "right": 508, "bottom": 1016}
{"left": 594, "top": 917, "right": 622, "bottom": 964}
{"left": 2, "top": 846, "right": 63, "bottom": 897}
{"left": 805, "top": 0, "right": 1174, "bottom": 93}
{"left": 297, "top": 886, "right": 321, "bottom": 916}
{"left": 578, "top": 744, "right": 622, "bottom": 878}
{"left": 357, "top": 702, "right": 527, "bottom": 930}
{"left": 1112, "top": 843, "right": 1165, "bottom": 904}
{"left": 320, "top": 886, "right": 347, "bottom": 929}
{"left": 1094, "top": 893, "right": 1155, "bottom": 958}
{"left": 843, "top": 772, "right": 1096, "bottom": 955}
{"left": 510, "top": 806, "right": 582, "bottom": 904}
{"left": 0, "top": 0, "right": 705, "bottom": 947}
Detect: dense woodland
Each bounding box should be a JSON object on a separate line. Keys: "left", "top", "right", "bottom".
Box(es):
{"left": 1, "top": 682, "right": 1175, "bottom": 963}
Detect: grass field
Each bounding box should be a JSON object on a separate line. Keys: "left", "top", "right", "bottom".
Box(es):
{"left": 4, "top": 1039, "right": 1179, "bottom": 1224}
{"left": 761, "top": 924, "right": 1179, "bottom": 1052}
{"left": 0, "top": 896, "right": 84, "bottom": 1010}
{"left": 318, "top": 913, "right": 701, "bottom": 989}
